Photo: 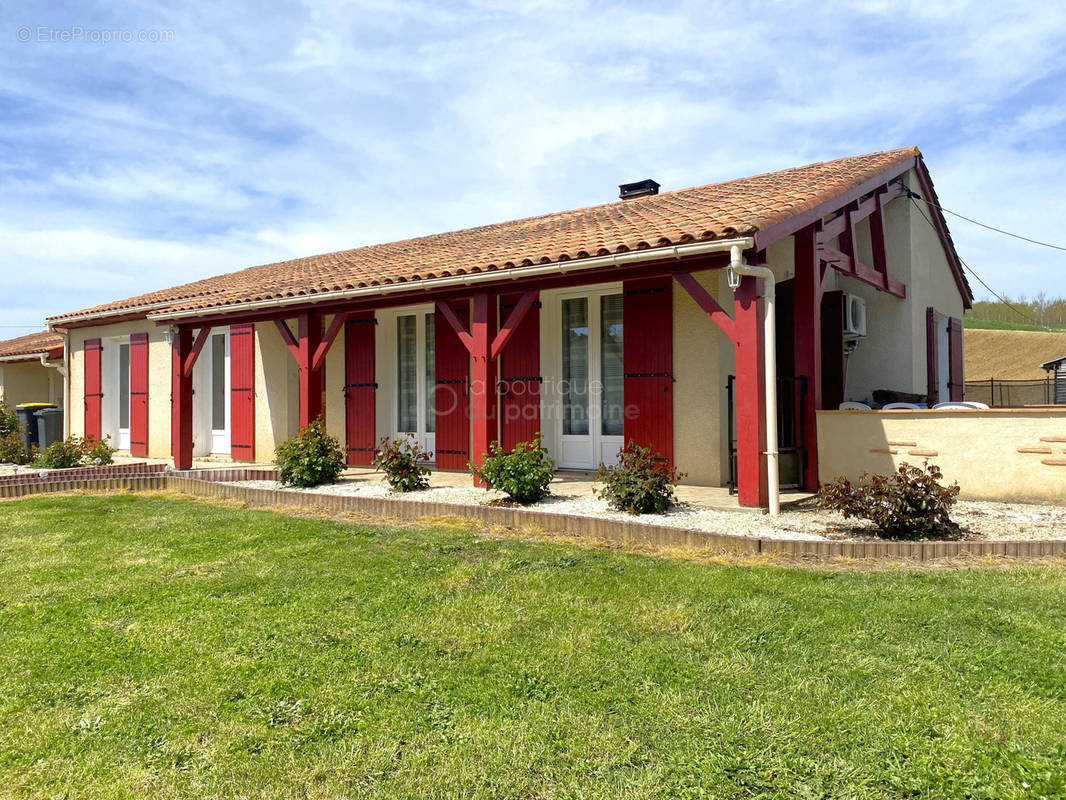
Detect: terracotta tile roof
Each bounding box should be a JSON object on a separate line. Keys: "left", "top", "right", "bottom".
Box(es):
{"left": 0, "top": 330, "right": 64, "bottom": 360}
{"left": 48, "top": 147, "right": 920, "bottom": 323}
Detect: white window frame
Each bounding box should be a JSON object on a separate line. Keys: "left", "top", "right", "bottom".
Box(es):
{"left": 375, "top": 304, "right": 437, "bottom": 460}
{"left": 540, "top": 283, "right": 624, "bottom": 470}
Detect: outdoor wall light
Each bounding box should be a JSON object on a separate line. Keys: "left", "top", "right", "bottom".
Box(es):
{"left": 726, "top": 265, "right": 742, "bottom": 291}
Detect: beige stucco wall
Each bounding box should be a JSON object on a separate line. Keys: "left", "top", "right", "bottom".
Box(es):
{"left": 817, "top": 409, "right": 1066, "bottom": 502}
{"left": 253, "top": 321, "right": 299, "bottom": 461}
{"left": 68, "top": 320, "right": 172, "bottom": 457}
{"left": 0, "top": 361, "right": 57, "bottom": 407}
{"left": 818, "top": 170, "right": 966, "bottom": 403}
{"left": 673, "top": 269, "right": 734, "bottom": 486}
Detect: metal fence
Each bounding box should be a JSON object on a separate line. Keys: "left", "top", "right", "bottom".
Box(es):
{"left": 964, "top": 378, "right": 1059, "bottom": 408}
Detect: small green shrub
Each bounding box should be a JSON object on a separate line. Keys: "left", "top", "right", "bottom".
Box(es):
{"left": 0, "top": 403, "right": 28, "bottom": 464}
{"left": 33, "top": 438, "right": 84, "bottom": 469}
{"left": 819, "top": 461, "right": 961, "bottom": 540}
{"left": 0, "top": 431, "right": 28, "bottom": 464}
{"left": 373, "top": 435, "right": 431, "bottom": 492}
{"left": 595, "top": 441, "right": 685, "bottom": 515}
{"left": 274, "top": 418, "right": 346, "bottom": 488}
{"left": 0, "top": 402, "right": 17, "bottom": 437}
{"left": 470, "top": 434, "right": 554, "bottom": 505}
{"left": 81, "top": 435, "right": 115, "bottom": 465}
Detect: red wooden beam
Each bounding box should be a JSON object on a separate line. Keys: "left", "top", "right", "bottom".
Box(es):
{"left": 491, "top": 290, "right": 537, "bottom": 359}
{"left": 297, "top": 312, "right": 323, "bottom": 427}
{"left": 273, "top": 319, "right": 300, "bottom": 360}
{"left": 868, "top": 192, "right": 889, "bottom": 279}
{"left": 816, "top": 242, "right": 906, "bottom": 298}
{"left": 912, "top": 160, "right": 973, "bottom": 307}
{"left": 171, "top": 327, "right": 194, "bottom": 470}
{"left": 311, "top": 311, "right": 349, "bottom": 371}
{"left": 819, "top": 183, "right": 904, "bottom": 240}
{"left": 183, "top": 326, "right": 212, "bottom": 378}
{"left": 153, "top": 253, "right": 733, "bottom": 331}
{"left": 793, "top": 226, "right": 822, "bottom": 493}
{"left": 436, "top": 300, "right": 474, "bottom": 353}
{"left": 469, "top": 292, "right": 498, "bottom": 485}
{"left": 733, "top": 276, "right": 768, "bottom": 508}
{"left": 674, "top": 272, "right": 736, "bottom": 343}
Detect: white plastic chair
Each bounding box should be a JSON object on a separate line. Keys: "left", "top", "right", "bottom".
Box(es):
{"left": 932, "top": 402, "right": 976, "bottom": 410}
{"left": 881, "top": 402, "right": 921, "bottom": 410}
{"left": 839, "top": 401, "right": 872, "bottom": 411}
{"left": 962, "top": 401, "right": 989, "bottom": 409}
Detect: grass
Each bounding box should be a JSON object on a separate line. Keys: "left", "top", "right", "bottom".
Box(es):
{"left": 1, "top": 494, "right": 1065, "bottom": 799}
{"left": 963, "top": 317, "right": 1066, "bottom": 332}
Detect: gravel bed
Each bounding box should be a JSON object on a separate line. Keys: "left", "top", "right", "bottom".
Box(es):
{"left": 227, "top": 478, "right": 1065, "bottom": 542}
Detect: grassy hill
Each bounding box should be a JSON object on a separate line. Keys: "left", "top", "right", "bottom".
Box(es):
{"left": 964, "top": 327, "right": 1066, "bottom": 381}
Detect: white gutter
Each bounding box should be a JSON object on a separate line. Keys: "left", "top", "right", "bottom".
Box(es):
{"left": 728, "top": 244, "right": 780, "bottom": 516}
{"left": 38, "top": 352, "right": 67, "bottom": 377}
{"left": 46, "top": 298, "right": 193, "bottom": 329}
{"left": 0, "top": 352, "right": 56, "bottom": 364}
{"left": 147, "top": 237, "right": 756, "bottom": 321}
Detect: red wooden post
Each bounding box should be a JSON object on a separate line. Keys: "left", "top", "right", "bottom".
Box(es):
{"left": 297, "top": 311, "right": 323, "bottom": 427}
{"left": 171, "top": 327, "right": 194, "bottom": 470}
{"left": 469, "top": 292, "right": 498, "bottom": 481}
{"left": 734, "top": 276, "right": 768, "bottom": 508}
{"left": 793, "top": 226, "right": 822, "bottom": 492}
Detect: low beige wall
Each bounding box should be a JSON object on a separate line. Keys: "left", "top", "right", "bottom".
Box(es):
{"left": 817, "top": 409, "right": 1066, "bottom": 503}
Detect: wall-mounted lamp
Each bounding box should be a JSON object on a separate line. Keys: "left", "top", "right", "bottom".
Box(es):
{"left": 726, "top": 265, "right": 742, "bottom": 291}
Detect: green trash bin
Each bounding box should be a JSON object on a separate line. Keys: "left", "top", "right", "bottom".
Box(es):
{"left": 35, "top": 407, "right": 64, "bottom": 450}
{"left": 15, "top": 403, "right": 57, "bottom": 451}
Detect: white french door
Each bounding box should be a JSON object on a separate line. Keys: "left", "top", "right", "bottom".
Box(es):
{"left": 209, "top": 333, "right": 231, "bottom": 455}
{"left": 116, "top": 341, "right": 131, "bottom": 451}
{"left": 544, "top": 285, "right": 624, "bottom": 469}
{"left": 382, "top": 307, "right": 436, "bottom": 458}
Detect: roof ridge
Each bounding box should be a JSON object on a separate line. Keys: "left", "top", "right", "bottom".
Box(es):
{"left": 47, "top": 146, "right": 921, "bottom": 323}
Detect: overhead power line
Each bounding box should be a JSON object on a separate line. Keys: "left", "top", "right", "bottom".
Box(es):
{"left": 907, "top": 196, "right": 1046, "bottom": 328}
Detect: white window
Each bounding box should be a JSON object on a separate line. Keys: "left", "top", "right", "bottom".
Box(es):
{"left": 378, "top": 306, "right": 436, "bottom": 458}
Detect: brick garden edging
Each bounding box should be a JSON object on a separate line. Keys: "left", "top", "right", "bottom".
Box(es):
{"left": 2, "top": 468, "right": 1064, "bottom": 561}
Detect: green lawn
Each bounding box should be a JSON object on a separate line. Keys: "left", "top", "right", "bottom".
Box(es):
{"left": 963, "top": 317, "right": 1066, "bottom": 332}
{"left": 1, "top": 495, "right": 1064, "bottom": 799}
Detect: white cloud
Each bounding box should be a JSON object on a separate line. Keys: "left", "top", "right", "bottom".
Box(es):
{"left": 0, "top": 0, "right": 1064, "bottom": 341}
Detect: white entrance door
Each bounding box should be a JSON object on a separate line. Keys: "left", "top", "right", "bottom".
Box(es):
{"left": 116, "top": 341, "right": 131, "bottom": 451}
{"left": 209, "top": 332, "right": 231, "bottom": 455}
{"left": 381, "top": 307, "right": 436, "bottom": 458}
{"left": 544, "top": 286, "right": 624, "bottom": 469}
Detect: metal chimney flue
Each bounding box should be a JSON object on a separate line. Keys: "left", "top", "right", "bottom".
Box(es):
{"left": 618, "top": 179, "right": 660, "bottom": 200}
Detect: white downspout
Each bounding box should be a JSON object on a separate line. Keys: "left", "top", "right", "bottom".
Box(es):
{"left": 728, "top": 244, "right": 780, "bottom": 516}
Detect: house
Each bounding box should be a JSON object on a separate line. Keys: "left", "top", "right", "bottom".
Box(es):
{"left": 0, "top": 330, "right": 65, "bottom": 410}
{"left": 45, "top": 146, "right": 972, "bottom": 507}
{"left": 1040, "top": 356, "right": 1066, "bottom": 404}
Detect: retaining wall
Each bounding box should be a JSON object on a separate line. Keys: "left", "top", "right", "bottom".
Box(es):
{"left": 2, "top": 466, "right": 1063, "bottom": 561}
{"left": 818, "top": 408, "right": 1066, "bottom": 503}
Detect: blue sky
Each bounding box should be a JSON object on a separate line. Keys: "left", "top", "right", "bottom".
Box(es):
{"left": 1, "top": 0, "right": 1065, "bottom": 337}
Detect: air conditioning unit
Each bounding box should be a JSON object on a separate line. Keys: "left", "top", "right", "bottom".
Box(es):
{"left": 843, "top": 294, "right": 867, "bottom": 339}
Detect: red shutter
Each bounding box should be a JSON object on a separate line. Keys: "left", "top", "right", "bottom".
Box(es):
{"left": 344, "top": 313, "right": 376, "bottom": 465}
{"left": 229, "top": 324, "right": 256, "bottom": 461}
{"left": 926, "top": 307, "right": 939, "bottom": 402}
{"left": 84, "top": 338, "right": 103, "bottom": 441}
{"left": 622, "top": 277, "right": 673, "bottom": 466}
{"left": 435, "top": 301, "right": 470, "bottom": 470}
{"left": 499, "top": 293, "right": 540, "bottom": 450}
{"left": 129, "top": 333, "right": 149, "bottom": 455}
{"left": 948, "top": 316, "right": 964, "bottom": 402}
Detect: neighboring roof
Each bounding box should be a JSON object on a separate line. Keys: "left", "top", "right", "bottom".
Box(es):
{"left": 964, "top": 328, "right": 1066, "bottom": 381}
{"left": 0, "top": 330, "right": 64, "bottom": 361}
{"left": 48, "top": 146, "right": 959, "bottom": 324}
{"left": 1040, "top": 355, "right": 1066, "bottom": 371}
